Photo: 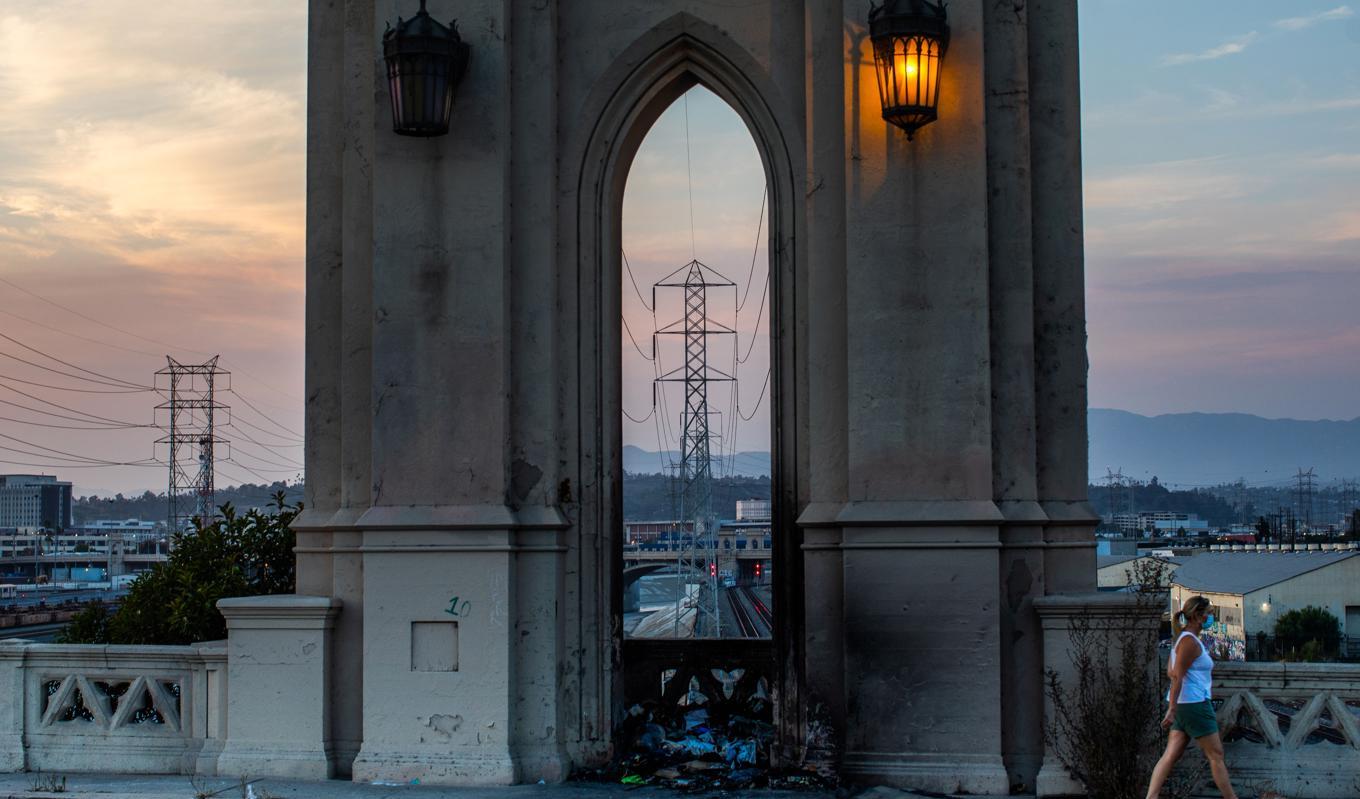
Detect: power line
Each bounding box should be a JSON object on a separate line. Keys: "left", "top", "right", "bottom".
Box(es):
{"left": 683, "top": 91, "right": 696, "bottom": 260}
{"left": 736, "top": 271, "right": 769, "bottom": 364}
{"left": 622, "top": 315, "right": 655, "bottom": 361}
{"left": 0, "top": 306, "right": 164, "bottom": 359}
{"left": 738, "top": 368, "right": 772, "bottom": 421}
{"left": 0, "top": 331, "right": 148, "bottom": 390}
{"left": 225, "top": 389, "right": 303, "bottom": 439}
{"left": 0, "top": 383, "right": 150, "bottom": 427}
{"left": 737, "top": 187, "right": 767, "bottom": 313}
{"left": 0, "top": 414, "right": 150, "bottom": 431}
{"left": 0, "top": 371, "right": 150, "bottom": 394}
{"left": 0, "top": 396, "right": 151, "bottom": 427}
{"left": 622, "top": 250, "right": 654, "bottom": 312}
{"left": 622, "top": 405, "right": 656, "bottom": 424}
{"left": 224, "top": 415, "right": 304, "bottom": 446}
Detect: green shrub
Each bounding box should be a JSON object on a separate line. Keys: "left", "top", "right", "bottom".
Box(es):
{"left": 59, "top": 494, "right": 298, "bottom": 646}
{"left": 1274, "top": 606, "right": 1341, "bottom": 660}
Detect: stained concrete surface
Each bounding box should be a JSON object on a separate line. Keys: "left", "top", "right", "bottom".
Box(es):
{"left": 0, "top": 773, "right": 1022, "bottom": 799}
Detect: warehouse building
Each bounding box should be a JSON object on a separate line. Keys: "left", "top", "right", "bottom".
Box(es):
{"left": 1170, "top": 548, "right": 1360, "bottom": 660}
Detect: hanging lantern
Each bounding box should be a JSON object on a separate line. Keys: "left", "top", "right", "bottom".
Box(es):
{"left": 382, "top": 0, "right": 470, "bottom": 137}
{"left": 869, "top": 0, "right": 950, "bottom": 140}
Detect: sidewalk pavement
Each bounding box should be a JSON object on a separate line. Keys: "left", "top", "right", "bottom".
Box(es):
{"left": 0, "top": 774, "right": 1020, "bottom": 799}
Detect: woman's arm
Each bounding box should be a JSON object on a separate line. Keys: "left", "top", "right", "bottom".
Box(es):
{"left": 1163, "top": 636, "right": 1195, "bottom": 728}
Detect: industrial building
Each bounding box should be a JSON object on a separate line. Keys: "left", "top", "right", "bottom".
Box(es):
{"left": 1170, "top": 547, "right": 1360, "bottom": 660}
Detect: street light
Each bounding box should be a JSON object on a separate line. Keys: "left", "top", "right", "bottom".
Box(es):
{"left": 383, "top": 0, "right": 471, "bottom": 137}
{"left": 869, "top": 0, "right": 950, "bottom": 140}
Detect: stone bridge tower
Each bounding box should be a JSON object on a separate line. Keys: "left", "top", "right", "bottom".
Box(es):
{"left": 295, "top": 0, "right": 1096, "bottom": 791}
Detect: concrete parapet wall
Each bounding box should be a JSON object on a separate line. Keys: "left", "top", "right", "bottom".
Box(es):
{"left": 0, "top": 639, "right": 226, "bottom": 776}
{"left": 1212, "top": 661, "right": 1360, "bottom": 798}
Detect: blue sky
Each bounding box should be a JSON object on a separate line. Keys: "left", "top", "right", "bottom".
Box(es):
{"left": 1080, "top": 2, "right": 1360, "bottom": 420}
{"left": 0, "top": 2, "right": 1355, "bottom": 492}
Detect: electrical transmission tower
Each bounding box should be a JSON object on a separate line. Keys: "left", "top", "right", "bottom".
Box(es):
{"left": 653, "top": 260, "right": 735, "bottom": 638}
{"left": 1295, "top": 467, "right": 1317, "bottom": 532}
{"left": 156, "top": 357, "right": 229, "bottom": 533}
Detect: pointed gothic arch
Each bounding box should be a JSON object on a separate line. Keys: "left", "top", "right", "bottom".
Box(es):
{"left": 562, "top": 12, "right": 809, "bottom": 754}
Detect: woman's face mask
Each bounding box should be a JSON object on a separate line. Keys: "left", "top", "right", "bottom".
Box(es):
{"left": 1203, "top": 613, "right": 1215, "bottom": 628}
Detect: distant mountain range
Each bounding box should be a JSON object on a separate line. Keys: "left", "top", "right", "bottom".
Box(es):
{"left": 1089, "top": 409, "right": 1360, "bottom": 486}
{"left": 628, "top": 410, "right": 1360, "bottom": 486}
{"left": 623, "top": 445, "right": 771, "bottom": 477}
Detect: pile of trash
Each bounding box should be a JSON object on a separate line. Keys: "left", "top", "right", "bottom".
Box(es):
{"left": 586, "top": 673, "right": 837, "bottom": 792}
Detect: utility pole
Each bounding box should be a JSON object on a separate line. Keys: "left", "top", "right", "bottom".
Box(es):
{"left": 654, "top": 260, "right": 735, "bottom": 638}
{"left": 156, "top": 357, "right": 229, "bottom": 533}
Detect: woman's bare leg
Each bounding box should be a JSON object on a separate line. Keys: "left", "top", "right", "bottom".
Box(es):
{"left": 1196, "top": 733, "right": 1238, "bottom": 799}
{"left": 1145, "top": 731, "right": 1189, "bottom": 799}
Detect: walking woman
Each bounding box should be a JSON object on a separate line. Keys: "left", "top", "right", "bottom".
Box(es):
{"left": 1145, "top": 595, "right": 1238, "bottom": 799}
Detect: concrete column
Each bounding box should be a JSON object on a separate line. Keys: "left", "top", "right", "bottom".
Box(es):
{"left": 1029, "top": 0, "right": 1097, "bottom": 590}
{"left": 798, "top": 0, "right": 851, "bottom": 761}
{"left": 983, "top": 0, "right": 1047, "bottom": 789}
{"left": 298, "top": 0, "right": 346, "bottom": 597}
{"left": 1033, "top": 593, "right": 1161, "bottom": 797}
{"left": 507, "top": 0, "right": 569, "bottom": 781}
{"left": 216, "top": 596, "right": 342, "bottom": 780}
{"left": 0, "top": 642, "right": 24, "bottom": 772}
{"left": 837, "top": 0, "right": 1005, "bottom": 792}
{"left": 353, "top": 0, "right": 529, "bottom": 785}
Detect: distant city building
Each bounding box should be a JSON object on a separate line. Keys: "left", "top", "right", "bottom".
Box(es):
{"left": 77, "top": 519, "right": 164, "bottom": 542}
{"left": 1111, "top": 510, "right": 1209, "bottom": 537}
{"left": 0, "top": 475, "right": 72, "bottom": 530}
{"left": 735, "top": 499, "right": 771, "bottom": 522}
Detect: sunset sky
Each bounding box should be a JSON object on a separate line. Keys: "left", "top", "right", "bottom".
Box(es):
{"left": 0, "top": 1, "right": 1356, "bottom": 494}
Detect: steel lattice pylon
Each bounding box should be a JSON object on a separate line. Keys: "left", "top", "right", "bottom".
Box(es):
{"left": 156, "top": 357, "right": 229, "bottom": 533}
{"left": 653, "top": 260, "right": 735, "bottom": 637}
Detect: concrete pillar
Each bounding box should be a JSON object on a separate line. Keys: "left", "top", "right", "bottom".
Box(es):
{"left": 798, "top": 0, "right": 851, "bottom": 762}
{"left": 0, "top": 642, "right": 24, "bottom": 772}
{"left": 983, "top": 0, "right": 1048, "bottom": 790}
{"left": 216, "top": 596, "right": 341, "bottom": 780}
{"left": 837, "top": 0, "right": 1006, "bottom": 792}
{"left": 1029, "top": 0, "right": 1098, "bottom": 590}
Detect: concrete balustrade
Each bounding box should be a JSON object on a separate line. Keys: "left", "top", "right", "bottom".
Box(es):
{"left": 0, "top": 639, "right": 226, "bottom": 775}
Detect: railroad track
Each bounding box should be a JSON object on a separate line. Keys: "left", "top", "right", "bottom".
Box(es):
{"left": 724, "top": 586, "right": 773, "bottom": 638}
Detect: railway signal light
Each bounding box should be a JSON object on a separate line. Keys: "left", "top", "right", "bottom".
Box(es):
{"left": 710, "top": 562, "right": 717, "bottom": 577}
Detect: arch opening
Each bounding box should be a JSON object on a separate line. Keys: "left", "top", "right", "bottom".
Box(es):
{"left": 619, "top": 85, "right": 774, "bottom": 643}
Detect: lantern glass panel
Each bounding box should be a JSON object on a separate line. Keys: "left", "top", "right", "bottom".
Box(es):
{"left": 872, "top": 33, "right": 944, "bottom": 137}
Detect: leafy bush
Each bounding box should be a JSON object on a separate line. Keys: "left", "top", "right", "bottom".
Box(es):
{"left": 1273, "top": 606, "right": 1341, "bottom": 661}
{"left": 58, "top": 494, "right": 298, "bottom": 645}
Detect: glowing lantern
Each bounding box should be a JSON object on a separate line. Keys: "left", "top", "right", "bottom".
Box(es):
{"left": 382, "top": 0, "right": 471, "bottom": 137}
{"left": 869, "top": 0, "right": 950, "bottom": 140}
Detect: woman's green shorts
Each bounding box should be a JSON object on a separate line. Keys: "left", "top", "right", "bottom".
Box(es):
{"left": 1171, "top": 700, "right": 1219, "bottom": 739}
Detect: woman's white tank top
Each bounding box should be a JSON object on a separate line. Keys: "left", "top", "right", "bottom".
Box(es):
{"left": 1167, "top": 630, "right": 1213, "bottom": 703}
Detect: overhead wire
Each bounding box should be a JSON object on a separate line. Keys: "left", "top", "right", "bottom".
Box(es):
{"left": 622, "top": 250, "right": 654, "bottom": 312}
{"left": 0, "top": 384, "right": 150, "bottom": 427}
{"left": 224, "top": 389, "right": 303, "bottom": 439}
{"left": 622, "top": 315, "right": 655, "bottom": 361}
{"left": 738, "top": 368, "right": 772, "bottom": 422}
{"left": 0, "top": 332, "right": 150, "bottom": 390}
{"left": 736, "top": 187, "right": 767, "bottom": 313}
{"left": 0, "top": 371, "right": 151, "bottom": 394}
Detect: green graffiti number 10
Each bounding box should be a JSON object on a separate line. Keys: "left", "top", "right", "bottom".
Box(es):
{"left": 444, "top": 596, "right": 472, "bottom": 617}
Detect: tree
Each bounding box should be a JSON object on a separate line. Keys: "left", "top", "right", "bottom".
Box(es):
{"left": 1273, "top": 606, "right": 1342, "bottom": 661}
{"left": 58, "top": 493, "right": 299, "bottom": 645}
{"left": 1255, "top": 516, "right": 1271, "bottom": 543}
